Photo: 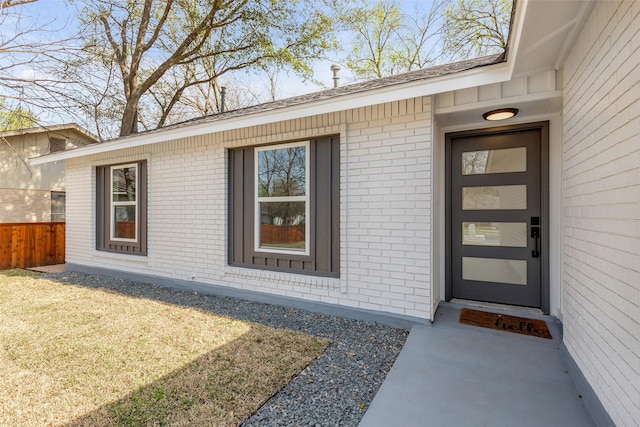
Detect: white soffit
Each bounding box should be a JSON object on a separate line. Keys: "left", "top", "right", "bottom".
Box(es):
{"left": 512, "top": 0, "right": 595, "bottom": 76}
{"left": 436, "top": 92, "right": 563, "bottom": 129}
{"left": 434, "top": 0, "right": 590, "bottom": 127}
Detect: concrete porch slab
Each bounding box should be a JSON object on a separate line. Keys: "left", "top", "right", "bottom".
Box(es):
{"left": 360, "top": 303, "right": 596, "bottom": 427}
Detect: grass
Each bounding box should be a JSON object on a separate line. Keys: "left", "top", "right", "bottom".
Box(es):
{"left": 0, "top": 269, "right": 329, "bottom": 426}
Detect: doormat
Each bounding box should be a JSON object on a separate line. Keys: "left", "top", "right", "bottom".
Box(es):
{"left": 459, "top": 308, "right": 552, "bottom": 339}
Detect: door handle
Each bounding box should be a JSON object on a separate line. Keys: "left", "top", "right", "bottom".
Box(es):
{"left": 531, "top": 226, "right": 540, "bottom": 258}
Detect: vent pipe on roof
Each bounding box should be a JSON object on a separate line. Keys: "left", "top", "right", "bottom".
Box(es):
{"left": 331, "top": 64, "right": 341, "bottom": 88}
{"left": 220, "top": 86, "right": 226, "bottom": 113}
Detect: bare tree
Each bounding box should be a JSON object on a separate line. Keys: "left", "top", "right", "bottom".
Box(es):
{"left": 0, "top": 0, "right": 37, "bottom": 9}
{"left": 443, "top": 0, "right": 512, "bottom": 60}
{"left": 345, "top": 0, "right": 403, "bottom": 79}
{"left": 0, "top": 0, "right": 84, "bottom": 130}
{"left": 395, "top": 1, "right": 448, "bottom": 70}
{"left": 344, "top": 0, "right": 512, "bottom": 80}
{"left": 147, "top": 42, "right": 245, "bottom": 128}
{"left": 2, "top": 0, "right": 512, "bottom": 140}
{"left": 345, "top": 0, "right": 447, "bottom": 80}
{"left": 65, "top": 0, "right": 343, "bottom": 138}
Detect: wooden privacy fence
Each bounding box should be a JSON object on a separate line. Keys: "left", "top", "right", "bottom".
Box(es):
{"left": 261, "top": 224, "right": 305, "bottom": 245}
{"left": 0, "top": 222, "right": 65, "bottom": 270}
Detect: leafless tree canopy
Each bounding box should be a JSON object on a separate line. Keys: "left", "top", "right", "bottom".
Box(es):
{"left": 51, "top": 0, "right": 342, "bottom": 138}
{"left": 343, "top": 0, "right": 511, "bottom": 81}
{"left": 1, "top": 0, "right": 83, "bottom": 129}
{"left": 443, "top": 0, "right": 511, "bottom": 60}
{"left": 345, "top": 0, "right": 448, "bottom": 80}
{"left": 1, "top": 0, "right": 513, "bottom": 140}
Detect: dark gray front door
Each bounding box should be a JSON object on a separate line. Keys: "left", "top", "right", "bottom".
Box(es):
{"left": 446, "top": 122, "right": 549, "bottom": 312}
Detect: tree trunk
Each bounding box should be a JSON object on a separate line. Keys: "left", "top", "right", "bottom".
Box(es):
{"left": 120, "top": 98, "right": 139, "bottom": 137}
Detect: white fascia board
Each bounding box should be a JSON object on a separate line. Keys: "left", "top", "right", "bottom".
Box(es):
{"left": 502, "top": 0, "right": 527, "bottom": 76}
{"left": 31, "top": 63, "right": 513, "bottom": 166}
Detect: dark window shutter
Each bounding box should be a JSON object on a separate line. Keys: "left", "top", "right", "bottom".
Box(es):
{"left": 96, "top": 162, "right": 147, "bottom": 255}
{"left": 229, "top": 137, "right": 339, "bottom": 276}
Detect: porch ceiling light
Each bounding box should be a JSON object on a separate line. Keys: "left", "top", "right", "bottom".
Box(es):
{"left": 483, "top": 108, "right": 519, "bottom": 121}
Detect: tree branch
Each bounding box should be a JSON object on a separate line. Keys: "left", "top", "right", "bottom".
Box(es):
{"left": 0, "top": 0, "right": 37, "bottom": 9}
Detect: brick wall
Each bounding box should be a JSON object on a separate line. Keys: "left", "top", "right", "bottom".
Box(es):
{"left": 562, "top": 1, "right": 640, "bottom": 425}
{"left": 65, "top": 97, "right": 433, "bottom": 320}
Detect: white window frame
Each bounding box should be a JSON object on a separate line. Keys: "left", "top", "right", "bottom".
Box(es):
{"left": 254, "top": 141, "right": 310, "bottom": 256}
{"left": 110, "top": 163, "right": 138, "bottom": 242}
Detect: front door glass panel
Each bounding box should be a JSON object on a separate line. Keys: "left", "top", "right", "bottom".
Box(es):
{"left": 462, "top": 147, "right": 527, "bottom": 175}
{"left": 462, "top": 257, "right": 527, "bottom": 285}
{"left": 462, "top": 185, "right": 527, "bottom": 210}
{"left": 462, "top": 222, "right": 527, "bottom": 247}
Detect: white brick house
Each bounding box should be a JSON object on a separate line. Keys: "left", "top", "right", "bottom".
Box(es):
{"left": 33, "top": 1, "right": 639, "bottom": 425}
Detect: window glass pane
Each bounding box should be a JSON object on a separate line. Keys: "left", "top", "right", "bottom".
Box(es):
{"left": 462, "top": 257, "right": 527, "bottom": 285}
{"left": 463, "top": 222, "right": 527, "bottom": 247}
{"left": 51, "top": 192, "right": 66, "bottom": 222}
{"left": 258, "top": 146, "right": 306, "bottom": 197}
{"left": 112, "top": 167, "right": 136, "bottom": 202}
{"left": 114, "top": 206, "right": 136, "bottom": 239}
{"left": 260, "top": 202, "right": 306, "bottom": 250}
{"left": 462, "top": 147, "right": 526, "bottom": 175}
{"left": 462, "top": 185, "right": 526, "bottom": 210}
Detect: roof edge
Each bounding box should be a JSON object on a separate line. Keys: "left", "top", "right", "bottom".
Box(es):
{"left": 32, "top": 57, "right": 514, "bottom": 165}
{"left": 0, "top": 123, "right": 100, "bottom": 143}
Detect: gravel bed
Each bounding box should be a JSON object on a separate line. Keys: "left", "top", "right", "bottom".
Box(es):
{"left": 42, "top": 271, "right": 409, "bottom": 426}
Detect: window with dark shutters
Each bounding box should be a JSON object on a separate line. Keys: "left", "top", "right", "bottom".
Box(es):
{"left": 96, "top": 161, "right": 147, "bottom": 255}
{"left": 229, "top": 136, "right": 340, "bottom": 277}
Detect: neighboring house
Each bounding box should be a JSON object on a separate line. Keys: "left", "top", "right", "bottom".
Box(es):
{"left": 0, "top": 124, "right": 99, "bottom": 223}
{"left": 32, "top": 1, "right": 639, "bottom": 426}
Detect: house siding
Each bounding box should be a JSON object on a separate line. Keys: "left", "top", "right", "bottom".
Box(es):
{"left": 65, "top": 97, "right": 433, "bottom": 320}
{"left": 0, "top": 188, "right": 52, "bottom": 222}
{"left": 0, "top": 133, "right": 66, "bottom": 191}
{"left": 0, "top": 133, "right": 64, "bottom": 223}
{"left": 562, "top": 1, "right": 640, "bottom": 426}
{"left": 2, "top": 127, "right": 97, "bottom": 223}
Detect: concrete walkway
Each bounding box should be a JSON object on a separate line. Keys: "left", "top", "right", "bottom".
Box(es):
{"left": 360, "top": 303, "right": 597, "bottom": 427}
{"left": 27, "top": 264, "right": 66, "bottom": 273}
